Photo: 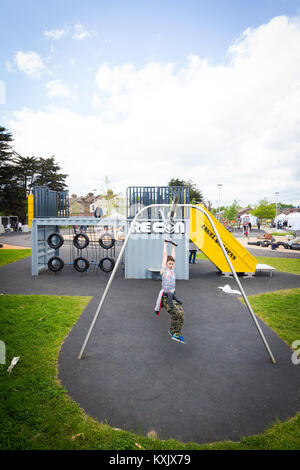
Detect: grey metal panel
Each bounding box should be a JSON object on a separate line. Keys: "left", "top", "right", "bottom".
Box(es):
{"left": 33, "top": 186, "right": 69, "bottom": 218}
{"left": 126, "top": 186, "right": 190, "bottom": 219}
{"left": 125, "top": 219, "right": 189, "bottom": 280}
{"left": 32, "top": 224, "right": 57, "bottom": 274}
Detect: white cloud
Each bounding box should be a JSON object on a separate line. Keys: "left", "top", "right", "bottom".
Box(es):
{"left": 46, "top": 80, "right": 71, "bottom": 98}
{"left": 73, "top": 23, "right": 91, "bottom": 40}
{"left": 43, "top": 23, "right": 93, "bottom": 42}
{"left": 7, "top": 16, "right": 300, "bottom": 206}
{"left": 13, "top": 51, "right": 47, "bottom": 79}
{"left": 44, "top": 27, "right": 69, "bottom": 40}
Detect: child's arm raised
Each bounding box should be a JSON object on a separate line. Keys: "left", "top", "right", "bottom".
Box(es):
{"left": 171, "top": 243, "right": 176, "bottom": 263}
{"left": 160, "top": 240, "right": 168, "bottom": 274}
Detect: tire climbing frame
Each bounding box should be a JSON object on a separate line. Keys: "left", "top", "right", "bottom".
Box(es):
{"left": 31, "top": 217, "right": 126, "bottom": 276}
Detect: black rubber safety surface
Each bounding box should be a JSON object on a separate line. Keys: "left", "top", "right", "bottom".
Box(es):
{"left": 56, "top": 265, "right": 300, "bottom": 444}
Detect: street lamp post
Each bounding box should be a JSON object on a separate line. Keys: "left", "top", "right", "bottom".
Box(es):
{"left": 275, "top": 191, "right": 279, "bottom": 223}
{"left": 217, "top": 184, "right": 223, "bottom": 221}
{"left": 93, "top": 189, "right": 97, "bottom": 211}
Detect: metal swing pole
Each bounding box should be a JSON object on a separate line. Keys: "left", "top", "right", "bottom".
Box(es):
{"left": 78, "top": 201, "right": 179, "bottom": 360}
{"left": 193, "top": 204, "right": 276, "bottom": 364}
{"left": 78, "top": 204, "right": 156, "bottom": 359}
{"left": 78, "top": 203, "right": 276, "bottom": 363}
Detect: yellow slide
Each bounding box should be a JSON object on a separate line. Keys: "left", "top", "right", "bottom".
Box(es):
{"left": 189, "top": 204, "right": 257, "bottom": 274}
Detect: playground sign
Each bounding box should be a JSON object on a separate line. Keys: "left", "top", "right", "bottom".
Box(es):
{"left": 132, "top": 220, "right": 185, "bottom": 235}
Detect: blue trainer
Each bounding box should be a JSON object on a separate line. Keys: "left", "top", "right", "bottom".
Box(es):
{"left": 168, "top": 331, "right": 185, "bottom": 343}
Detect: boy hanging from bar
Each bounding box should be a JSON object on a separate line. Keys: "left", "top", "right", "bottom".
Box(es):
{"left": 155, "top": 239, "right": 185, "bottom": 343}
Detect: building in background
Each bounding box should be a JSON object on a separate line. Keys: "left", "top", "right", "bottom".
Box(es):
{"left": 90, "top": 192, "right": 126, "bottom": 217}
{"left": 70, "top": 191, "right": 126, "bottom": 217}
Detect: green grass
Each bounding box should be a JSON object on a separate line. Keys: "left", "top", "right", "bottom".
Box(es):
{"left": 196, "top": 252, "right": 209, "bottom": 260}
{"left": 246, "top": 288, "right": 300, "bottom": 347}
{"left": 0, "top": 293, "right": 300, "bottom": 450}
{"left": 196, "top": 252, "right": 300, "bottom": 276}
{"left": 271, "top": 232, "right": 294, "bottom": 236}
{"left": 255, "top": 256, "right": 300, "bottom": 276}
{"left": 0, "top": 249, "right": 31, "bottom": 267}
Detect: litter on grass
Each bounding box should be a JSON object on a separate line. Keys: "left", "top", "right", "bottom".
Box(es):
{"left": 7, "top": 356, "right": 20, "bottom": 374}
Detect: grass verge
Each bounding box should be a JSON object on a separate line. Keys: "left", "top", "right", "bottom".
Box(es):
{"left": 271, "top": 232, "right": 294, "bottom": 236}
{"left": 245, "top": 288, "right": 300, "bottom": 347}
{"left": 0, "top": 249, "right": 31, "bottom": 267}
{"left": 255, "top": 256, "right": 300, "bottom": 276}
{"left": 0, "top": 293, "right": 300, "bottom": 449}
{"left": 196, "top": 252, "right": 300, "bottom": 276}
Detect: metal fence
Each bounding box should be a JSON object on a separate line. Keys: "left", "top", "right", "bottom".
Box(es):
{"left": 33, "top": 186, "right": 69, "bottom": 218}
{"left": 126, "top": 186, "right": 190, "bottom": 219}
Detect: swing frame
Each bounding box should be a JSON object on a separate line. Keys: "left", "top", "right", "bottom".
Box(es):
{"left": 78, "top": 203, "right": 276, "bottom": 363}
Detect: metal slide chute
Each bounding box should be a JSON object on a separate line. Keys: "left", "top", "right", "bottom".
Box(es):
{"left": 189, "top": 204, "right": 257, "bottom": 274}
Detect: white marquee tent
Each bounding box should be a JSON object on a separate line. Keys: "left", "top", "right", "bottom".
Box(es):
{"left": 240, "top": 213, "right": 258, "bottom": 226}
{"left": 286, "top": 212, "right": 300, "bottom": 230}
{"left": 274, "top": 214, "right": 288, "bottom": 224}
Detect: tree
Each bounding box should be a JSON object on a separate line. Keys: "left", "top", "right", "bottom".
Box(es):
{"left": 0, "top": 127, "right": 15, "bottom": 214}
{"left": 251, "top": 199, "right": 276, "bottom": 220}
{"left": 13, "top": 155, "right": 39, "bottom": 194}
{"left": 223, "top": 199, "right": 241, "bottom": 222}
{"left": 168, "top": 177, "right": 204, "bottom": 203}
{"left": 0, "top": 126, "right": 68, "bottom": 221}
{"left": 0, "top": 126, "right": 14, "bottom": 166}
{"left": 277, "top": 202, "right": 295, "bottom": 209}
{"left": 34, "top": 156, "right": 67, "bottom": 191}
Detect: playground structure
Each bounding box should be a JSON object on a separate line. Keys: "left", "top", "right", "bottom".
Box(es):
{"left": 30, "top": 185, "right": 123, "bottom": 276}
{"left": 31, "top": 185, "right": 190, "bottom": 278}
{"left": 30, "top": 185, "right": 276, "bottom": 278}
{"left": 29, "top": 185, "right": 277, "bottom": 363}
{"left": 31, "top": 218, "right": 124, "bottom": 276}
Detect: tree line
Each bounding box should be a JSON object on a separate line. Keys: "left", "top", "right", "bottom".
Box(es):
{"left": 0, "top": 126, "right": 68, "bottom": 222}
{"left": 168, "top": 179, "right": 296, "bottom": 222}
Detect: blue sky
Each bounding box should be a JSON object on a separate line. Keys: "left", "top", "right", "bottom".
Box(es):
{"left": 2, "top": 0, "right": 300, "bottom": 113}
{"left": 1, "top": 0, "right": 300, "bottom": 205}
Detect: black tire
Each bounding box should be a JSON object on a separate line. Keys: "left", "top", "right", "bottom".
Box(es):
{"left": 99, "top": 257, "right": 115, "bottom": 273}
{"left": 291, "top": 244, "right": 300, "bottom": 250}
{"left": 99, "top": 233, "right": 115, "bottom": 249}
{"left": 47, "top": 232, "right": 64, "bottom": 249}
{"left": 73, "top": 257, "right": 90, "bottom": 272}
{"left": 73, "top": 233, "right": 89, "bottom": 249}
{"left": 48, "top": 256, "right": 64, "bottom": 272}
{"left": 276, "top": 242, "right": 288, "bottom": 249}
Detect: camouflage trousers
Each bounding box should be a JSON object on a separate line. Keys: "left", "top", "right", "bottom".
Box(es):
{"left": 161, "top": 296, "right": 184, "bottom": 336}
